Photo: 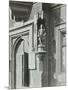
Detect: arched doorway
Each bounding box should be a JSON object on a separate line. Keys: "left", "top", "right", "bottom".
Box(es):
{"left": 14, "top": 37, "right": 29, "bottom": 89}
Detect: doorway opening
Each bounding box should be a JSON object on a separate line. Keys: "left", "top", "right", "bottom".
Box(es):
{"left": 14, "top": 39, "right": 29, "bottom": 89}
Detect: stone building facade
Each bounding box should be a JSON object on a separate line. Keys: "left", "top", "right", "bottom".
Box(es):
{"left": 9, "top": 1, "right": 66, "bottom": 89}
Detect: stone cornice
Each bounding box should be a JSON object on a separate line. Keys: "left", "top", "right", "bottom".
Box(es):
{"left": 9, "top": 19, "right": 34, "bottom": 31}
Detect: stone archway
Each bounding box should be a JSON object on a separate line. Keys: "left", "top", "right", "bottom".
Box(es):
{"left": 13, "top": 36, "right": 29, "bottom": 89}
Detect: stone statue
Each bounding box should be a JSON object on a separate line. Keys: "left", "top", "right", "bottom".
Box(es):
{"left": 38, "top": 24, "right": 46, "bottom": 45}
{"left": 37, "top": 17, "right": 46, "bottom": 46}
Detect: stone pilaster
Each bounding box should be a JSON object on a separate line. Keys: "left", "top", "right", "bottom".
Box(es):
{"left": 36, "top": 9, "right": 48, "bottom": 87}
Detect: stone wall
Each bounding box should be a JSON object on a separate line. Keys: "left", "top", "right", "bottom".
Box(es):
{"left": 48, "top": 5, "right": 66, "bottom": 86}
{"left": 9, "top": 2, "right": 66, "bottom": 88}
{"left": 29, "top": 3, "right": 42, "bottom": 20}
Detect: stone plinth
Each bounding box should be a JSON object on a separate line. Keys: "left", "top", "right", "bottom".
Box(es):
{"left": 35, "top": 44, "right": 48, "bottom": 87}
